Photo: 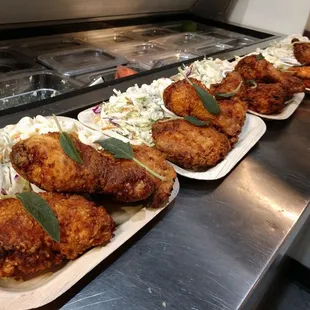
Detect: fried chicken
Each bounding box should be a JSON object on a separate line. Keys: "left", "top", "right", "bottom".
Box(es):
{"left": 132, "top": 145, "right": 176, "bottom": 208}
{"left": 235, "top": 55, "right": 305, "bottom": 96}
{"left": 0, "top": 192, "right": 115, "bottom": 278}
{"left": 163, "top": 78, "right": 247, "bottom": 142}
{"left": 210, "top": 71, "right": 246, "bottom": 98}
{"left": 287, "top": 66, "right": 310, "bottom": 88}
{"left": 10, "top": 133, "right": 174, "bottom": 207}
{"left": 152, "top": 119, "right": 231, "bottom": 171}
{"left": 246, "top": 83, "right": 287, "bottom": 114}
{"left": 292, "top": 39, "right": 310, "bottom": 65}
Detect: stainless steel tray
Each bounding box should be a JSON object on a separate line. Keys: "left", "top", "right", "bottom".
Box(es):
{"left": 0, "top": 48, "right": 42, "bottom": 76}
{"left": 112, "top": 42, "right": 168, "bottom": 62}
{"left": 0, "top": 70, "right": 81, "bottom": 111}
{"left": 14, "top": 37, "right": 91, "bottom": 58}
{"left": 137, "top": 51, "right": 199, "bottom": 70}
{"left": 75, "top": 64, "right": 144, "bottom": 85}
{"left": 38, "top": 48, "right": 127, "bottom": 76}
{"left": 152, "top": 32, "right": 221, "bottom": 49}
{"left": 225, "top": 37, "right": 257, "bottom": 47}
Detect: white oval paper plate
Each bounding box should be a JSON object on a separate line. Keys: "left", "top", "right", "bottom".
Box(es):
{"left": 170, "top": 114, "right": 266, "bottom": 180}
{"left": 248, "top": 92, "right": 305, "bottom": 120}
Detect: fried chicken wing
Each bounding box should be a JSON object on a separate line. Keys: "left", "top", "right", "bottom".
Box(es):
{"left": 10, "top": 133, "right": 174, "bottom": 207}
{"left": 292, "top": 39, "right": 310, "bottom": 65}
{"left": 288, "top": 66, "right": 310, "bottom": 79}
{"left": 246, "top": 83, "right": 286, "bottom": 114}
{"left": 152, "top": 119, "right": 231, "bottom": 171}
{"left": 163, "top": 78, "right": 247, "bottom": 142}
{"left": 235, "top": 55, "right": 305, "bottom": 96}
{"left": 0, "top": 192, "right": 115, "bottom": 278}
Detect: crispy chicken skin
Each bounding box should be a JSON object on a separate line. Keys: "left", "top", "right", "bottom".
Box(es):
{"left": 163, "top": 78, "right": 247, "bottom": 141}
{"left": 288, "top": 66, "right": 310, "bottom": 89}
{"left": 133, "top": 145, "right": 176, "bottom": 208}
{"left": 235, "top": 55, "right": 305, "bottom": 96}
{"left": 210, "top": 71, "right": 246, "bottom": 98}
{"left": 10, "top": 132, "right": 155, "bottom": 203}
{"left": 10, "top": 133, "right": 174, "bottom": 207}
{"left": 0, "top": 192, "right": 115, "bottom": 278}
{"left": 152, "top": 119, "right": 231, "bottom": 171}
{"left": 292, "top": 39, "right": 310, "bottom": 65}
{"left": 246, "top": 83, "right": 287, "bottom": 115}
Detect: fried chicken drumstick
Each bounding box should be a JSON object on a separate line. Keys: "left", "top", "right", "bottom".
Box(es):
{"left": 152, "top": 119, "right": 231, "bottom": 171}
{"left": 0, "top": 192, "right": 115, "bottom": 278}
{"left": 163, "top": 78, "right": 247, "bottom": 143}
{"left": 10, "top": 133, "right": 175, "bottom": 208}
{"left": 235, "top": 55, "right": 305, "bottom": 96}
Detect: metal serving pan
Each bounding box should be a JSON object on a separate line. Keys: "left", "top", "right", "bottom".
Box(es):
{"left": 38, "top": 47, "right": 127, "bottom": 76}
{"left": 0, "top": 70, "right": 81, "bottom": 112}
{"left": 130, "top": 27, "right": 177, "bottom": 40}
{"left": 13, "top": 37, "right": 91, "bottom": 58}
{"left": 0, "top": 48, "right": 43, "bottom": 77}
{"left": 194, "top": 43, "right": 234, "bottom": 56}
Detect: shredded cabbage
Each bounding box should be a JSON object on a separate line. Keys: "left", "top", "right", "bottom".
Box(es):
{"left": 98, "top": 78, "right": 173, "bottom": 146}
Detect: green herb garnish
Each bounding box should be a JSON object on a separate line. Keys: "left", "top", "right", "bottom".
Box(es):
{"left": 184, "top": 116, "right": 209, "bottom": 127}
{"left": 245, "top": 79, "right": 258, "bottom": 88}
{"left": 0, "top": 192, "right": 60, "bottom": 242}
{"left": 96, "top": 138, "right": 165, "bottom": 181}
{"left": 53, "top": 114, "right": 83, "bottom": 164}
{"left": 256, "top": 53, "right": 265, "bottom": 61}
{"left": 178, "top": 67, "right": 220, "bottom": 115}
{"left": 215, "top": 81, "right": 243, "bottom": 98}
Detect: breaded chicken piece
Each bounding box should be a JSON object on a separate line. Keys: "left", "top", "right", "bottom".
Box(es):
{"left": 246, "top": 83, "right": 287, "bottom": 114}
{"left": 163, "top": 78, "right": 247, "bottom": 142}
{"left": 288, "top": 66, "right": 310, "bottom": 79}
{"left": 210, "top": 71, "right": 246, "bottom": 98}
{"left": 152, "top": 119, "right": 231, "bottom": 171}
{"left": 133, "top": 145, "right": 176, "bottom": 208}
{"left": 292, "top": 39, "right": 310, "bottom": 65}
{"left": 235, "top": 55, "right": 305, "bottom": 96}
{"left": 0, "top": 192, "right": 115, "bottom": 278}
{"left": 10, "top": 132, "right": 155, "bottom": 203}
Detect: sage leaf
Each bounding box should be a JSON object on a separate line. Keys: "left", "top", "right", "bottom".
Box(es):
{"left": 60, "top": 132, "right": 84, "bottom": 164}
{"left": 95, "top": 138, "right": 165, "bottom": 180}
{"left": 178, "top": 67, "right": 220, "bottom": 115}
{"left": 52, "top": 114, "right": 83, "bottom": 164}
{"left": 184, "top": 116, "right": 209, "bottom": 127}
{"left": 96, "top": 138, "right": 134, "bottom": 159}
{"left": 16, "top": 192, "right": 60, "bottom": 242}
{"left": 215, "top": 81, "right": 243, "bottom": 98}
{"left": 256, "top": 53, "right": 265, "bottom": 61}
{"left": 193, "top": 84, "right": 221, "bottom": 114}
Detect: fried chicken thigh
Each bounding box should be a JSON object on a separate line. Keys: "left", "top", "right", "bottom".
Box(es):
{"left": 10, "top": 133, "right": 175, "bottom": 207}
{"left": 246, "top": 83, "right": 287, "bottom": 114}
{"left": 152, "top": 119, "right": 231, "bottom": 171}
{"left": 235, "top": 55, "right": 305, "bottom": 96}
{"left": 163, "top": 78, "right": 247, "bottom": 142}
{"left": 292, "top": 39, "right": 310, "bottom": 65}
{"left": 0, "top": 192, "right": 115, "bottom": 278}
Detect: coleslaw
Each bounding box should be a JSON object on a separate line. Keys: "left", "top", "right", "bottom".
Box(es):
{"left": 0, "top": 115, "right": 102, "bottom": 196}
{"left": 97, "top": 78, "right": 174, "bottom": 146}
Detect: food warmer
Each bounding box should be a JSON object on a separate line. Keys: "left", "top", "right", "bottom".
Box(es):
{"left": 0, "top": 1, "right": 309, "bottom": 310}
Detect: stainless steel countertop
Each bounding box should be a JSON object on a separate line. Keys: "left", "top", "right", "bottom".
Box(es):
{"left": 36, "top": 95, "right": 310, "bottom": 309}
{"left": 2, "top": 35, "right": 309, "bottom": 310}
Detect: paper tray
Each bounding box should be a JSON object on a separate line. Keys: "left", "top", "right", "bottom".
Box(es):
{"left": 0, "top": 116, "right": 179, "bottom": 310}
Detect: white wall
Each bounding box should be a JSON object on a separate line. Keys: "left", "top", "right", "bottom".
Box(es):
{"left": 227, "top": 0, "right": 310, "bottom": 34}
